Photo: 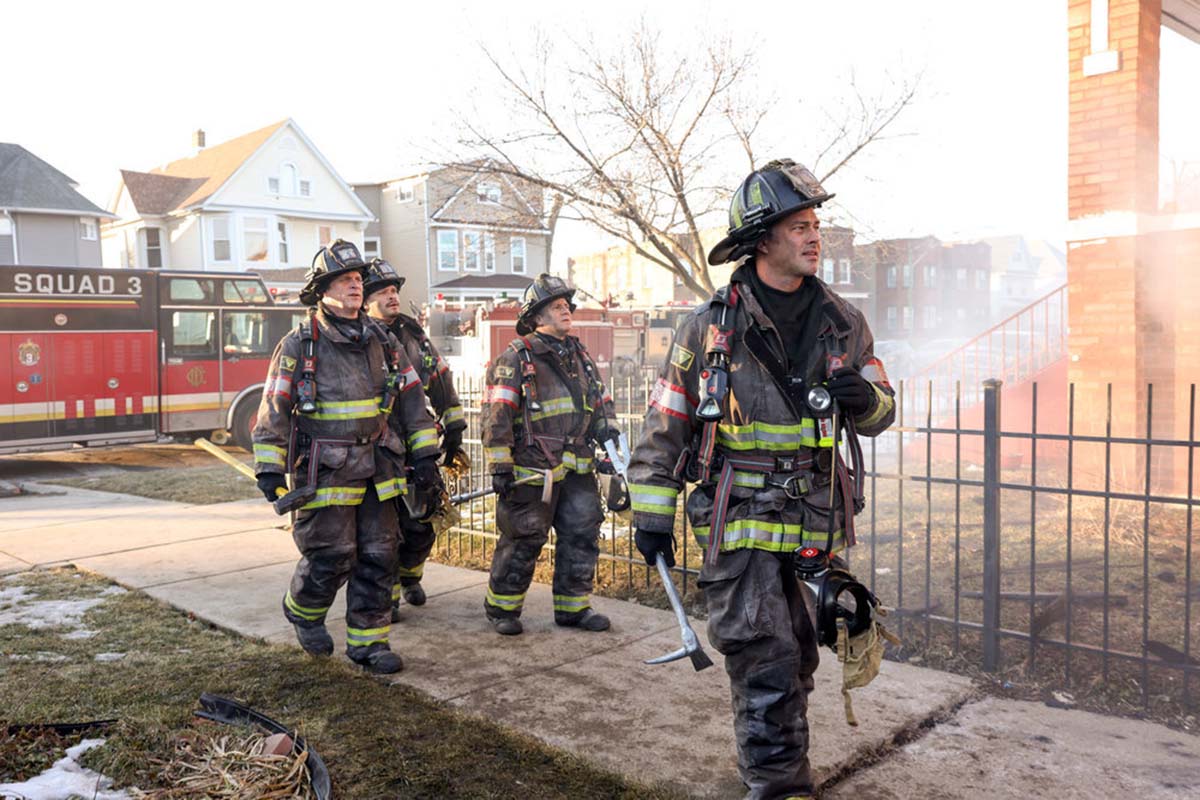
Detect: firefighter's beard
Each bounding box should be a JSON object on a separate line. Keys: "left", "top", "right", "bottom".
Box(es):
{"left": 365, "top": 297, "right": 402, "bottom": 325}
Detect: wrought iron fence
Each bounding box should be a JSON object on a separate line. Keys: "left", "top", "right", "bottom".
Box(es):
{"left": 439, "top": 374, "right": 1198, "bottom": 710}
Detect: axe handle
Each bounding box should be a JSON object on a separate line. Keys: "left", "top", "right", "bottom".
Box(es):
{"left": 449, "top": 473, "right": 541, "bottom": 505}
{"left": 195, "top": 437, "right": 285, "bottom": 497}
{"left": 655, "top": 554, "right": 693, "bottom": 632}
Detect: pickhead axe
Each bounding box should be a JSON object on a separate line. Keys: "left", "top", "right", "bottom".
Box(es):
{"left": 645, "top": 553, "right": 714, "bottom": 671}
{"left": 194, "top": 437, "right": 315, "bottom": 514}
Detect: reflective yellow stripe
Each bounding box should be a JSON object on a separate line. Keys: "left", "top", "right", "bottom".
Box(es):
{"left": 857, "top": 384, "right": 894, "bottom": 429}
{"left": 485, "top": 446, "right": 513, "bottom": 464}
{"left": 396, "top": 563, "right": 424, "bottom": 579}
{"left": 442, "top": 406, "right": 465, "bottom": 426}
{"left": 407, "top": 428, "right": 439, "bottom": 451}
{"left": 561, "top": 451, "right": 593, "bottom": 474}
{"left": 485, "top": 588, "right": 525, "bottom": 611}
{"left": 253, "top": 443, "right": 286, "bottom": 465}
{"left": 300, "top": 486, "right": 367, "bottom": 510}
{"left": 284, "top": 591, "right": 328, "bottom": 621}
{"left": 716, "top": 418, "right": 834, "bottom": 450}
{"left": 693, "top": 519, "right": 846, "bottom": 554}
{"left": 346, "top": 625, "right": 390, "bottom": 646}
{"left": 514, "top": 463, "right": 568, "bottom": 484}
{"left": 312, "top": 398, "right": 382, "bottom": 420}
{"left": 628, "top": 483, "right": 678, "bottom": 516}
{"left": 552, "top": 594, "right": 590, "bottom": 612}
{"left": 529, "top": 396, "right": 577, "bottom": 422}
{"left": 375, "top": 477, "right": 407, "bottom": 500}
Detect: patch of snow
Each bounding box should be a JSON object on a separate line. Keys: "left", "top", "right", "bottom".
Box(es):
{"left": 875, "top": 567, "right": 892, "bottom": 575}
{"left": 8, "top": 651, "right": 68, "bottom": 662}
{"left": 100, "top": 586, "right": 127, "bottom": 597}
{"left": 0, "top": 596, "right": 105, "bottom": 629}
{"left": 61, "top": 629, "right": 98, "bottom": 640}
{"left": 0, "top": 585, "right": 34, "bottom": 607}
{"left": 0, "top": 738, "right": 133, "bottom": 800}
{"left": 94, "top": 652, "right": 125, "bottom": 662}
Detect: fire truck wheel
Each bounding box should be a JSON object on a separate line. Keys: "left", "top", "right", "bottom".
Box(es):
{"left": 231, "top": 399, "right": 258, "bottom": 453}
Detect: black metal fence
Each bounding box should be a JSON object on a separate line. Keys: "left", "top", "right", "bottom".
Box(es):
{"left": 441, "top": 376, "right": 1199, "bottom": 710}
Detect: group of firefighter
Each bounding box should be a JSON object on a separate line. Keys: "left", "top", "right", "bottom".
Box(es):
{"left": 250, "top": 159, "right": 896, "bottom": 800}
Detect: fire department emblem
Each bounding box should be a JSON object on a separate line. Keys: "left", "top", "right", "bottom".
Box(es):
{"left": 186, "top": 366, "right": 207, "bottom": 387}
{"left": 17, "top": 340, "right": 41, "bottom": 367}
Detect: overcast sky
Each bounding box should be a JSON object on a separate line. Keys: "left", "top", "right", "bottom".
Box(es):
{"left": 7, "top": 0, "right": 1198, "bottom": 265}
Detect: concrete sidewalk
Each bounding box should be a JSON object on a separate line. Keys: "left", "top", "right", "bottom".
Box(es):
{"left": 2, "top": 484, "right": 1197, "bottom": 799}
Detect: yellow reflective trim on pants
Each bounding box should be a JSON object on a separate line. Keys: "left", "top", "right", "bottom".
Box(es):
{"left": 346, "top": 625, "right": 390, "bottom": 647}
{"left": 561, "top": 451, "right": 593, "bottom": 474}
{"left": 485, "top": 588, "right": 525, "bottom": 611}
{"left": 300, "top": 486, "right": 367, "bottom": 510}
{"left": 693, "top": 520, "right": 846, "bottom": 554}
{"left": 253, "top": 443, "right": 286, "bottom": 465}
{"left": 284, "top": 591, "right": 328, "bottom": 621}
{"left": 552, "top": 594, "right": 590, "bottom": 612}
{"left": 311, "top": 398, "right": 382, "bottom": 420}
{"left": 396, "top": 563, "right": 424, "bottom": 579}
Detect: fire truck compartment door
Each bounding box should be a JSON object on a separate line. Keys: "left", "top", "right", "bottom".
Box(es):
{"left": 161, "top": 309, "right": 222, "bottom": 433}
{"left": 3, "top": 333, "right": 54, "bottom": 443}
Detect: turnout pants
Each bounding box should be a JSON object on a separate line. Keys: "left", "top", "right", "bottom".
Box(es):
{"left": 701, "top": 548, "right": 820, "bottom": 800}
{"left": 393, "top": 504, "right": 436, "bottom": 600}
{"left": 484, "top": 471, "right": 604, "bottom": 623}
{"left": 282, "top": 482, "right": 399, "bottom": 657}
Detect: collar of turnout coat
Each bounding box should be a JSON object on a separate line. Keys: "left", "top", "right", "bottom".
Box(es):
{"left": 315, "top": 306, "right": 376, "bottom": 348}
{"left": 728, "top": 260, "right": 854, "bottom": 340}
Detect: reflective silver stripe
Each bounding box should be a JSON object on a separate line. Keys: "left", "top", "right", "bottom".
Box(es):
{"left": 717, "top": 419, "right": 823, "bottom": 450}
{"left": 629, "top": 483, "right": 678, "bottom": 516}
{"left": 399, "top": 365, "right": 421, "bottom": 392}
{"left": 485, "top": 588, "right": 525, "bottom": 611}
{"left": 692, "top": 520, "right": 846, "bottom": 554}
{"left": 300, "top": 486, "right": 368, "bottom": 510}
{"left": 553, "top": 594, "right": 590, "bottom": 612}
{"left": 561, "top": 451, "right": 593, "bottom": 473}
{"left": 650, "top": 379, "right": 691, "bottom": 419}
{"left": 485, "top": 385, "right": 520, "bottom": 405}
{"left": 253, "top": 443, "right": 286, "bottom": 466}
{"left": 529, "top": 396, "right": 576, "bottom": 422}
{"left": 312, "top": 398, "right": 380, "bottom": 420}
{"left": 442, "top": 405, "right": 465, "bottom": 425}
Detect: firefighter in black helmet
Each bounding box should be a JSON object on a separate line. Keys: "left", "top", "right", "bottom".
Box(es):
{"left": 362, "top": 257, "right": 468, "bottom": 618}
{"left": 480, "top": 273, "right": 620, "bottom": 636}
{"left": 627, "top": 160, "right": 895, "bottom": 799}
{"left": 253, "top": 239, "right": 443, "bottom": 674}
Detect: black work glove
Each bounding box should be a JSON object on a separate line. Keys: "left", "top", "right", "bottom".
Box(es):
{"left": 826, "top": 366, "right": 875, "bottom": 416}
{"left": 492, "top": 471, "right": 516, "bottom": 500}
{"left": 256, "top": 473, "right": 287, "bottom": 503}
{"left": 441, "top": 427, "right": 464, "bottom": 464}
{"left": 635, "top": 529, "right": 676, "bottom": 569}
{"left": 595, "top": 454, "right": 616, "bottom": 475}
{"left": 410, "top": 457, "right": 443, "bottom": 491}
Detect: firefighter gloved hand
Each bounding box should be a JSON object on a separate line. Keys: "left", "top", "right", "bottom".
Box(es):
{"left": 410, "top": 457, "right": 442, "bottom": 490}
{"left": 826, "top": 367, "right": 875, "bottom": 416}
{"left": 492, "top": 471, "right": 516, "bottom": 500}
{"left": 441, "top": 427, "right": 464, "bottom": 465}
{"left": 256, "top": 473, "right": 287, "bottom": 503}
{"left": 635, "top": 529, "right": 676, "bottom": 569}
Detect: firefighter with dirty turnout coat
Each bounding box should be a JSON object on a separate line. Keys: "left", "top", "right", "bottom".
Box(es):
{"left": 627, "top": 161, "right": 895, "bottom": 800}
{"left": 361, "top": 257, "right": 468, "bottom": 617}
{"left": 252, "top": 240, "right": 442, "bottom": 674}
{"left": 481, "top": 274, "right": 619, "bottom": 636}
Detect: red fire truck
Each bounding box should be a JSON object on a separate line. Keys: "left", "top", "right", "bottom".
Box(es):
{"left": 1, "top": 265, "right": 304, "bottom": 455}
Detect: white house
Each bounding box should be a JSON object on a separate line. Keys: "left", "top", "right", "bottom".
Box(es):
{"left": 104, "top": 120, "right": 373, "bottom": 292}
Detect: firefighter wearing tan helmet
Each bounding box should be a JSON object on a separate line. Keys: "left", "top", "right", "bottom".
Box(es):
{"left": 252, "top": 239, "right": 443, "bottom": 674}
{"left": 626, "top": 160, "right": 896, "bottom": 799}
{"left": 480, "top": 273, "right": 622, "bottom": 636}
{"left": 361, "top": 257, "right": 469, "bottom": 617}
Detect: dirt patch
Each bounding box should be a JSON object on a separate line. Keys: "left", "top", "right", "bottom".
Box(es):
{"left": 43, "top": 465, "right": 260, "bottom": 505}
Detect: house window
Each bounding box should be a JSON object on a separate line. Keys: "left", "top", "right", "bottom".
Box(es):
{"left": 924, "top": 306, "right": 938, "bottom": 329}
{"left": 976, "top": 269, "right": 989, "bottom": 290}
{"left": 142, "top": 227, "right": 163, "bottom": 269}
{"left": 210, "top": 216, "right": 232, "bottom": 262}
{"left": 318, "top": 225, "right": 334, "bottom": 246}
{"left": 902, "top": 264, "right": 913, "bottom": 288}
{"left": 477, "top": 182, "right": 501, "bottom": 204}
{"left": 956, "top": 267, "right": 968, "bottom": 288}
{"left": 243, "top": 216, "right": 269, "bottom": 263}
{"left": 363, "top": 237, "right": 380, "bottom": 260}
{"left": 483, "top": 233, "right": 496, "bottom": 272}
{"left": 886, "top": 306, "right": 897, "bottom": 331}
{"left": 394, "top": 184, "right": 414, "bottom": 203}
{"left": 277, "top": 222, "right": 290, "bottom": 264}
{"left": 886, "top": 266, "right": 896, "bottom": 289}
{"left": 902, "top": 306, "right": 914, "bottom": 330}
{"left": 838, "top": 259, "right": 852, "bottom": 284}
{"left": 80, "top": 218, "right": 97, "bottom": 240}
{"left": 925, "top": 265, "right": 937, "bottom": 286}
{"left": 438, "top": 230, "right": 458, "bottom": 271}
{"left": 299, "top": 180, "right": 311, "bottom": 197}
{"left": 463, "top": 231, "right": 481, "bottom": 271}
{"left": 282, "top": 164, "right": 298, "bottom": 195}
{"left": 822, "top": 258, "right": 834, "bottom": 283}
{"left": 511, "top": 237, "right": 526, "bottom": 273}
{"left": 268, "top": 177, "right": 280, "bottom": 194}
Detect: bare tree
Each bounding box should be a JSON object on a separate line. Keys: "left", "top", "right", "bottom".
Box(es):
{"left": 450, "top": 22, "right": 920, "bottom": 299}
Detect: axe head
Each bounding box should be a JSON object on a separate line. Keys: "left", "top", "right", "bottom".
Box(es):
{"left": 644, "top": 644, "right": 714, "bottom": 672}
{"left": 273, "top": 485, "right": 317, "bottom": 515}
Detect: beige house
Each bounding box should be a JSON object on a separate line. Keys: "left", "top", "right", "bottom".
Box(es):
{"left": 353, "top": 161, "right": 549, "bottom": 308}
{"left": 567, "top": 228, "right": 734, "bottom": 307}
{"left": 103, "top": 120, "right": 373, "bottom": 292}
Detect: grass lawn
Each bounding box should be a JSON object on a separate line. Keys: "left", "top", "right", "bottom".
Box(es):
{"left": 0, "top": 568, "right": 679, "bottom": 799}
{"left": 43, "top": 465, "right": 261, "bottom": 505}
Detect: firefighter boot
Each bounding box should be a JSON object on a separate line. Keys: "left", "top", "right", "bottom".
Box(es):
{"left": 556, "top": 608, "right": 610, "bottom": 632}
{"left": 489, "top": 615, "right": 524, "bottom": 636}
{"left": 403, "top": 582, "right": 427, "bottom": 606}
{"left": 349, "top": 642, "right": 405, "bottom": 674}
{"left": 292, "top": 623, "right": 334, "bottom": 657}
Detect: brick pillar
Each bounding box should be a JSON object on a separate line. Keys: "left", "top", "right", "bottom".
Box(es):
{"left": 1066, "top": 0, "right": 1161, "bottom": 450}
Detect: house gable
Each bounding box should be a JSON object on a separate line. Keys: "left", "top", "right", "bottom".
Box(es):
{"left": 429, "top": 163, "right": 547, "bottom": 232}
